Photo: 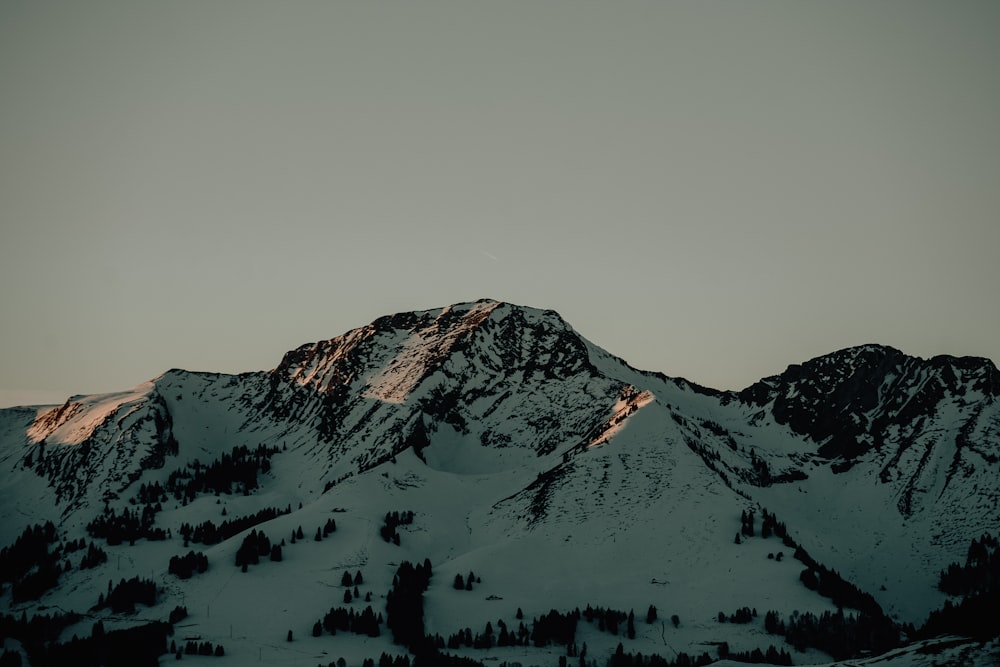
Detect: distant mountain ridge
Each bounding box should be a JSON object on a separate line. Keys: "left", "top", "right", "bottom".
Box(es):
{"left": 1, "top": 299, "right": 998, "bottom": 666}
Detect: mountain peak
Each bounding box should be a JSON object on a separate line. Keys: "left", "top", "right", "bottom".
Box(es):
{"left": 255, "top": 299, "right": 618, "bottom": 473}
{"left": 273, "top": 300, "right": 586, "bottom": 401}
{"left": 734, "top": 342, "right": 999, "bottom": 468}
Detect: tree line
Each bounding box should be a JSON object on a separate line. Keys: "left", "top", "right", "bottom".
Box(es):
{"left": 919, "top": 532, "right": 1000, "bottom": 640}
{"left": 0, "top": 522, "right": 63, "bottom": 603}
{"left": 178, "top": 504, "right": 291, "bottom": 546}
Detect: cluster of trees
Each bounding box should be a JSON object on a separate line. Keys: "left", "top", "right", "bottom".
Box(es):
{"left": 42, "top": 620, "right": 171, "bottom": 667}
{"left": 763, "top": 608, "right": 899, "bottom": 660}
{"left": 86, "top": 505, "right": 166, "bottom": 545}
{"left": 313, "top": 605, "right": 382, "bottom": 637}
{"left": 84, "top": 444, "right": 283, "bottom": 553}
{"left": 168, "top": 606, "right": 188, "bottom": 625}
{"left": 444, "top": 619, "right": 530, "bottom": 650}
{"left": 717, "top": 642, "right": 793, "bottom": 665}
{"left": 699, "top": 418, "right": 739, "bottom": 451}
{"left": 82, "top": 444, "right": 281, "bottom": 552}
{"left": 581, "top": 604, "right": 656, "bottom": 638}
{"left": 164, "top": 444, "right": 281, "bottom": 502}
{"left": 8, "top": 559, "right": 61, "bottom": 604}
{"left": 322, "top": 470, "right": 355, "bottom": 494}
{"left": 733, "top": 506, "right": 906, "bottom": 660}
{"left": 343, "top": 589, "right": 367, "bottom": 604}
{"left": 136, "top": 481, "right": 167, "bottom": 505}
{"left": 167, "top": 551, "right": 208, "bottom": 579}
{"left": 318, "top": 517, "right": 338, "bottom": 540}
{"left": 1, "top": 522, "right": 63, "bottom": 602}
{"left": 319, "top": 653, "right": 478, "bottom": 667}
{"left": 683, "top": 436, "right": 735, "bottom": 492}
{"left": 59, "top": 537, "right": 107, "bottom": 570}
{"left": 95, "top": 577, "right": 157, "bottom": 614}
{"left": 747, "top": 448, "right": 773, "bottom": 485}
{"left": 178, "top": 505, "right": 292, "bottom": 546}
{"left": 452, "top": 571, "right": 480, "bottom": 591}
{"left": 739, "top": 505, "right": 900, "bottom": 661}
{"left": 748, "top": 508, "right": 890, "bottom": 626}
{"left": 718, "top": 607, "right": 757, "bottom": 624}
{"left": 795, "top": 554, "right": 884, "bottom": 616}
{"left": 736, "top": 507, "right": 796, "bottom": 547}
{"left": 919, "top": 532, "right": 1000, "bottom": 640}
{"left": 235, "top": 530, "right": 281, "bottom": 570}
{"left": 736, "top": 509, "right": 756, "bottom": 543}
{"left": 759, "top": 508, "right": 792, "bottom": 544}
{"left": 919, "top": 591, "right": 999, "bottom": 640}
{"left": 368, "top": 655, "right": 414, "bottom": 667}
{"left": 645, "top": 605, "right": 658, "bottom": 623}
{"left": 533, "top": 609, "right": 580, "bottom": 646}
{"left": 340, "top": 569, "right": 368, "bottom": 602}
{"left": 0, "top": 610, "right": 83, "bottom": 666}
{"left": 380, "top": 510, "right": 415, "bottom": 545}
{"left": 378, "top": 590, "right": 697, "bottom": 667}
{"left": 606, "top": 643, "right": 713, "bottom": 667}
{"left": 385, "top": 559, "right": 433, "bottom": 651}
{"left": 84, "top": 479, "right": 176, "bottom": 548}
{"left": 440, "top": 617, "right": 582, "bottom": 653}
{"left": 77, "top": 541, "right": 108, "bottom": 569}
{"left": 175, "top": 640, "right": 224, "bottom": 657}
{"left": 938, "top": 532, "right": 998, "bottom": 596}
{"left": 438, "top": 603, "right": 665, "bottom": 656}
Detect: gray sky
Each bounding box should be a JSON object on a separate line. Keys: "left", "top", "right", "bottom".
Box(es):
{"left": 2, "top": 1, "right": 999, "bottom": 407}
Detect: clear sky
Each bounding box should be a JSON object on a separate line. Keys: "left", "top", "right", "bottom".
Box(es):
{"left": 2, "top": 1, "right": 999, "bottom": 407}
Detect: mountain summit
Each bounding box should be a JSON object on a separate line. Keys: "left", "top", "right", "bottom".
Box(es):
{"left": 1, "top": 301, "right": 998, "bottom": 666}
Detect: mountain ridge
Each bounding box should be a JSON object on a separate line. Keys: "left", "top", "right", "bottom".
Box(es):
{"left": 1, "top": 299, "right": 998, "bottom": 666}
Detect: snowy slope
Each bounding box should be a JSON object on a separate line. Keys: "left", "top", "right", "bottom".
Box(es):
{"left": 1, "top": 299, "right": 998, "bottom": 666}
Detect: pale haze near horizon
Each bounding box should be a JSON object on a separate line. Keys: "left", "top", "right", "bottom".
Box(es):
{"left": 1, "top": 1, "right": 998, "bottom": 408}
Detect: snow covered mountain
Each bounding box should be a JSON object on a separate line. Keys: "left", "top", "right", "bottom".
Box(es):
{"left": 1, "top": 299, "right": 998, "bottom": 666}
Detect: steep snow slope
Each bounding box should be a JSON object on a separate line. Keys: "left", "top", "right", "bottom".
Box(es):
{"left": 1, "top": 299, "right": 998, "bottom": 666}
